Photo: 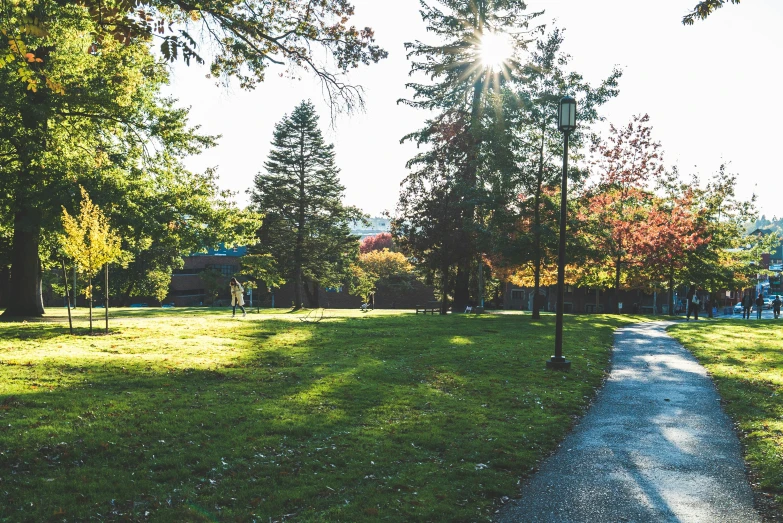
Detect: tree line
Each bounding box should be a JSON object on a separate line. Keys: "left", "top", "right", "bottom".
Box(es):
{"left": 0, "top": 0, "right": 385, "bottom": 317}
{"left": 0, "top": 0, "right": 765, "bottom": 318}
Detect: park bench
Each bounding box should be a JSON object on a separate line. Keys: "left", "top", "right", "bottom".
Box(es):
{"left": 416, "top": 302, "right": 440, "bottom": 315}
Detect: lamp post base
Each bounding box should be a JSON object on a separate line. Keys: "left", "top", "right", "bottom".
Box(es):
{"left": 546, "top": 356, "right": 571, "bottom": 370}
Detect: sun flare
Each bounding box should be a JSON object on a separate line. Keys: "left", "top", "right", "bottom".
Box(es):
{"left": 479, "top": 31, "right": 514, "bottom": 71}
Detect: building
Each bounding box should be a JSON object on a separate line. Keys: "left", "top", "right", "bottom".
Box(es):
{"left": 168, "top": 245, "right": 247, "bottom": 306}
{"left": 349, "top": 217, "right": 391, "bottom": 239}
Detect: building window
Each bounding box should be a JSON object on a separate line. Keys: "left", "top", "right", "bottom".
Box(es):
{"left": 565, "top": 285, "right": 574, "bottom": 294}
{"left": 511, "top": 289, "right": 524, "bottom": 300}
{"left": 207, "top": 264, "right": 236, "bottom": 277}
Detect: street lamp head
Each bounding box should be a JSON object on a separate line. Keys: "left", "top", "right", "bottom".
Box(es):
{"left": 558, "top": 96, "right": 577, "bottom": 132}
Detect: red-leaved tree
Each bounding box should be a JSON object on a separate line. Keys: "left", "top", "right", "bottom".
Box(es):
{"left": 633, "top": 187, "right": 708, "bottom": 314}
{"left": 360, "top": 232, "right": 393, "bottom": 254}
{"left": 585, "top": 114, "right": 666, "bottom": 313}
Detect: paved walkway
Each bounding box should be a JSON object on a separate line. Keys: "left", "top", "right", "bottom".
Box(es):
{"left": 496, "top": 321, "right": 760, "bottom": 523}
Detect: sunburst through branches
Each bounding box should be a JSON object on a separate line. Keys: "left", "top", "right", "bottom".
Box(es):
{"left": 479, "top": 30, "right": 514, "bottom": 72}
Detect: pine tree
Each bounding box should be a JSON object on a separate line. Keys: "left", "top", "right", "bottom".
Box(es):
{"left": 250, "top": 101, "right": 363, "bottom": 309}
{"left": 398, "top": 0, "right": 542, "bottom": 312}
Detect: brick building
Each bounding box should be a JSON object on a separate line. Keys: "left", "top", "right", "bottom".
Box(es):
{"left": 168, "top": 245, "right": 247, "bottom": 306}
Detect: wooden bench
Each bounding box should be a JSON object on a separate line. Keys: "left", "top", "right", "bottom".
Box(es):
{"left": 416, "top": 302, "right": 440, "bottom": 315}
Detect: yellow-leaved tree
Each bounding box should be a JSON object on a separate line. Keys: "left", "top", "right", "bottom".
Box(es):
{"left": 349, "top": 249, "right": 414, "bottom": 307}
{"left": 61, "top": 187, "right": 123, "bottom": 334}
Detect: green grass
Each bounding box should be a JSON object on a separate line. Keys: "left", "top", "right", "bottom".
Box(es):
{"left": 669, "top": 320, "right": 783, "bottom": 506}
{"left": 0, "top": 307, "right": 642, "bottom": 522}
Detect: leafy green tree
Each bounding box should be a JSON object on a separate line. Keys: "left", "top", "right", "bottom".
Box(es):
{"left": 199, "top": 268, "right": 224, "bottom": 306}
{"left": 98, "top": 166, "right": 260, "bottom": 305}
{"left": 0, "top": 0, "right": 387, "bottom": 113}
{"left": 490, "top": 29, "right": 620, "bottom": 318}
{"left": 399, "top": 0, "right": 542, "bottom": 312}
{"left": 393, "top": 112, "right": 474, "bottom": 314}
{"left": 349, "top": 249, "right": 414, "bottom": 304}
{"left": 680, "top": 165, "right": 770, "bottom": 295}
{"left": 0, "top": 5, "right": 246, "bottom": 317}
{"left": 683, "top": 0, "right": 741, "bottom": 25}
{"left": 60, "top": 187, "right": 123, "bottom": 332}
{"left": 250, "top": 101, "right": 363, "bottom": 309}
{"left": 241, "top": 253, "right": 284, "bottom": 312}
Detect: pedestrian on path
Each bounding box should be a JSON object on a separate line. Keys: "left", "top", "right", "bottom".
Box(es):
{"left": 230, "top": 277, "right": 247, "bottom": 317}
{"left": 773, "top": 295, "right": 782, "bottom": 319}
{"left": 687, "top": 286, "right": 699, "bottom": 321}
{"left": 755, "top": 292, "right": 764, "bottom": 320}
{"left": 742, "top": 292, "right": 753, "bottom": 319}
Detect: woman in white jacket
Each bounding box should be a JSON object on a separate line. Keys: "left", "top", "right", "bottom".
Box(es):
{"left": 230, "top": 277, "right": 247, "bottom": 317}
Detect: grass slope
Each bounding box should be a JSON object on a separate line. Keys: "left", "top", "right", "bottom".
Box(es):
{"left": 669, "top": 320, "right": 783, "bottom": 509}
{"left": 0, "top": 308, "right": 640, "bottom": 522}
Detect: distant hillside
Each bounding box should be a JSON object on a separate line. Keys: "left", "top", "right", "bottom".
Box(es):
{"left": 746, "top": 216, "right": 783, "bottom": 236}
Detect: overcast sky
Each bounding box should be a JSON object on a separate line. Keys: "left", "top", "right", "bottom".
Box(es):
{"left": 165, "top": 0, "right": 783, "bottom": 219}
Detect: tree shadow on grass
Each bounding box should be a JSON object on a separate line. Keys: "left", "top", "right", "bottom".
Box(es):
{"left": 0, "top": 313, "right": 625, "bottom": 521}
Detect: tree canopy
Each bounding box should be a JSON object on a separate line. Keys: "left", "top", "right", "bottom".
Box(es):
{"left": 683, "top": 0, "right": 741, "bottom": 25}
{"left": 0, "top": 4, "right": 257, "bottom": 316}
{"left": 0, "top": 0, "right": 387, "bottom": 113}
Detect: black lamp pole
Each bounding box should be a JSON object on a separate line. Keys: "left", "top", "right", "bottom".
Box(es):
{"left": 547, "top": 96, "right": 576, "bottom": 370}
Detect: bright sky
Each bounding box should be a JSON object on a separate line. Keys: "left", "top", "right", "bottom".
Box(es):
{"left": 166, "top": 0, "right": 783, "bottom": 219}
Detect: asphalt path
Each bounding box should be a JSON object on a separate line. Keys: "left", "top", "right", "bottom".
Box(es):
{"left": 496, "top": 321, "right": 760, "bottom": 523}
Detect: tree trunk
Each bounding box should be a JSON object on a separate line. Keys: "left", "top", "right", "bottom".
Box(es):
{"left": 614, "top": 254, "right": 622, "bottom": 314}
{"left": 531, "top": 129, "right": 546, "bottom": 319}
{"left": 88, "top": 275, "right": 93, "bottom": 334}
{"left": 105, "top": 263, "right": 109, "bottom": 333}
{"left": 3, "top": 211, "right": 44, "bottom": 317}
{"left": 453, "top": 262, "right": 470, "bottom": 312}
{"left": 440, "top": 265, "right": 450, "bottom": 315}
{"left": 453, "top": 60, "right": 485, "bottom": 313}
{"left": 62, "top": 259, "right": 73, "bottom": 335}
{"left": 0, "top": 265, "right": 10, "bottom": 309}
{"left": 302, "top": 281, "right": 320, "bottom": 308}
{"left": 668, "top": 264, "right": 675, "bottom": 316}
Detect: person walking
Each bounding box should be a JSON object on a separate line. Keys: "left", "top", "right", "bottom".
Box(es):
{"left": 230, "top": 277, "right": 247, "bottom": 317}
{"left": 773, "top": 295, "right": 782, "bottom": 319}
{"left": 755, "top": 292, "right": 764, "bottom": 320}
{"left": 742, "top": 292, "right": 753, "bottom": 319}
{"left": 687, "top": 287, "right": 699, "bottom": 321}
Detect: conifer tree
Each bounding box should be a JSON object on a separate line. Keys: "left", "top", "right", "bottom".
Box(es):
{"left": 398, "top": 0, "right": 542, "bottom": 312}
{"left": 250, "top": 101, "right": 363, "bottom": 309}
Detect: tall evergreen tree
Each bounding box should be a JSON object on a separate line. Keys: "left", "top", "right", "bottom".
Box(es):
{"left": 683, "top": 0, "right": 742, "bottom": 25}
{"left": 399, "top": 0, "right": 542, "bottom": 311}
{"left": 250, "top": 101, "right": 363, "bottom": 309}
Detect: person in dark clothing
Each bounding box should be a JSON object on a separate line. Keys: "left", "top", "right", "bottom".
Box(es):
{"left": 742, "top": 292, "right": 753, "bottom": 319}
{"left": 755, "top": 293, "right": 764, "bottom": 320}
{"left": 686, "top": 287, "right": 699, "bottom": 321}
{"left": 773, "top": 295, "right": 782, "bottom": 319}
{"left": 704, "top": 295, "right": 711, "bottom": 318}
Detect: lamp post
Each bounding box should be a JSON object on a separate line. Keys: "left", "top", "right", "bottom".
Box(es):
{"left": 547, "top": 96, "right": 576, "bottom": 370}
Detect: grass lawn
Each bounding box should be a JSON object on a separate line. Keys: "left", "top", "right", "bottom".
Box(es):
{"left": 668, "top": 320, "right": 783, "bottom": 507}
{"left": 0, "top": 307, "right": 642, "bottom": 522}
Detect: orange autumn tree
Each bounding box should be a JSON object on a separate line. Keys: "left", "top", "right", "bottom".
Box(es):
{"left": 632, "top": 186, "right": 708, "bottom": 315}
{"left": 584, "top": 114, "right": 666, "bottom": 313}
